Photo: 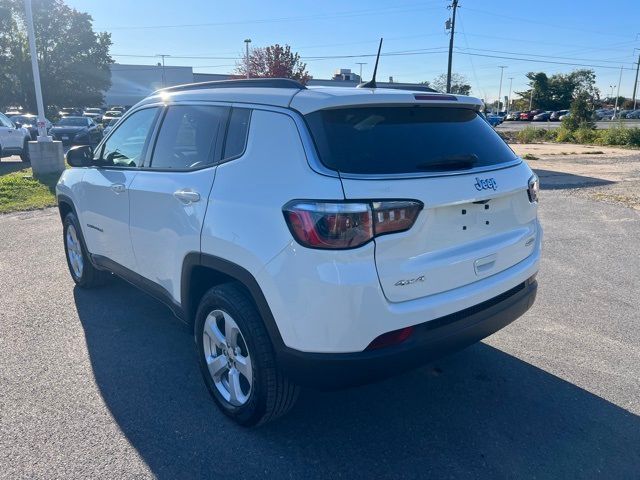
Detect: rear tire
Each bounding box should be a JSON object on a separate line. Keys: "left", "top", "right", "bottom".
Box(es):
{"left": 195, "top": 283, "right": 299, "bottom": 426}
{"left": 20, "top": 139, "right": 30, "bottom": 162}
{"left": 63, "top": 212, "right": 110, "bottom": 288}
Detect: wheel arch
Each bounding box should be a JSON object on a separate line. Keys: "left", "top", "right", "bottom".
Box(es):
{"left": 181, "top": 253, "right": 286, "bottom": 353}
{"left": 57, "top": 194, "right": 77, "bottom": 222}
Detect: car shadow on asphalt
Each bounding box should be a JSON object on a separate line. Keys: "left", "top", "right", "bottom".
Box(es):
{"left": 73, "top": 279, "right": 640, "bottom": 479}
{"left": 533, "top": 168, "right": 615, "bottom": 190}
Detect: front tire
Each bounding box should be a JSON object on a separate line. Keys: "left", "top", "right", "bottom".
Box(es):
{"left": 195, "top": 283, "right": 299, "bottom": 426}
{"left": 63, "top": 212, "right": 109, "bottom": 288}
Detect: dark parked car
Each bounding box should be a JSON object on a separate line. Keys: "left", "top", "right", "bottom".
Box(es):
{"left": 519, "top": 109, "right": 544, "bottom": 121}
{"left": 50, "top": 116, "right": 102, "bottom": 146}
{"left": 550, "top": 110, "right": 569, "bottom": 121}
{"left": 532, "top": 111, "right": 552, "bottom": 122}
{"left": 10, "top": 114, "right": 53, "bottom": 140}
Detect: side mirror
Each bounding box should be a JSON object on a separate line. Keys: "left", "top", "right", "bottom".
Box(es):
{"left": 14, "top": 121, "right": 22, "bottom": 129}
{"left": 66, "top": 145, "right": 94, "bottom": 167}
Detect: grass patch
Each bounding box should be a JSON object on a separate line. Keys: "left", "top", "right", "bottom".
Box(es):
{"left": 583, "top": 150, "right": 605, "bottom": 155}
{"left": 521, "top": 153, "right": 539, "bottom": 160}
{"left": 0, "top": 167, "right": 59, "bottom": 214}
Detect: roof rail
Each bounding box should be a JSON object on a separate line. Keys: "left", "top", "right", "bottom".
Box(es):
{"left": 157, "top": 78, "right": 307, "bottom": 94}
{"left": 379, "top": 84, "right": 439, "bottom": 93}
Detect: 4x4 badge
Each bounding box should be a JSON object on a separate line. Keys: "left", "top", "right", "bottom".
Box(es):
{"left": 474, "top": 177, "right": 498, "bottom": 191}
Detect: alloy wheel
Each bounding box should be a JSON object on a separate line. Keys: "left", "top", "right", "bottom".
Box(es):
{"left": 202, "top": 309, "right": 253, "bottom": 406}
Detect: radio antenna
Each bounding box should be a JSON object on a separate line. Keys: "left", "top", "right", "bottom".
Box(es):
{"left": 358, "top": 38, "right": 383, "bottom": 88}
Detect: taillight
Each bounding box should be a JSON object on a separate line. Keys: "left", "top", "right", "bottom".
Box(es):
{"left": 527, "top": 174, "right": 539, "bottom": 203}
{"left": 283, "top": 200, "right": 423, "bottom": 250}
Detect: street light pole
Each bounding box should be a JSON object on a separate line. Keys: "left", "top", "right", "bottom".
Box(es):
{"left": 613, "top": 65, "right": 623, "bottom": 119}
{"left": 609, "top": 84, "right": 616, "bottom": 102}
{"left": 23, "top": 0, "right": 50, "bottom": 141}
{"left": 156, "top": 54, "right": 170, "bottom": 88}
{"left": 244, "top": 39, "right": 251, "bottom": 79}
{"left": 507, "top": 77, "right": 514, "bottom": 114}
{"left": 632, "top": 49, "right": 640, "bottom": 110}
{"left": 356, "top": 62, "right": 367, "bottom": 82}
{"left": 496, "top": 66, "right": 506, "bottom": 115}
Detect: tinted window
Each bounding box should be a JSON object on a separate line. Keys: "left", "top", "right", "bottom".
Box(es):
{"left": 150, "top": 105, "right": 227, "bottom": 169}
{"left": 305, "top": 107, "right": 518, "bottom": 174}
{"left": 223, "top": 108, "right": 251, "bottom": 159}
{"left": 100, "top": 108, "right": 158, "bottom": 168}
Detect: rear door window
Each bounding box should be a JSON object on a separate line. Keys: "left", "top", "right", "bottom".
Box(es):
{"left": 150, "top": 105, "right": 228, "bottom": 170}
{"left": 305, "top": 106, "right": 518, "bottom": 175}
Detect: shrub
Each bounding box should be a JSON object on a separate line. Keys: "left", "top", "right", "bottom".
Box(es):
{"left": 555, "top": 126, "right": 575, "bottom": 143}
{"left": 574, "top": 124, "right": 597, "bottom": 144}
{"left": 517, "top": 126, "right": 549, "bottom": 143}
{"left": 596, "top": 125, "right": 630, "bottom": 146}
{"left": 564, "top": 92, "right": 595, "bottom": 130}
{"left": 626, "top": 128, "right": 640, "bottom": 147}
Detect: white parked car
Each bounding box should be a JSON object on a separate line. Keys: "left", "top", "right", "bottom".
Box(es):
{"left": 0, "top": 112, "right": 31, "bottom": 162}
{"left": 56, "top": 79, "right": 542, "bottom": 426}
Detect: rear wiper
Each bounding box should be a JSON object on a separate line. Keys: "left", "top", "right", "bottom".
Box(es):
{"left": 415, "top": 154, "right": 479, "bottom": 172}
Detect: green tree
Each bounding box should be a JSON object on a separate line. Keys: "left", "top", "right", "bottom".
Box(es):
{"left": 514, "top": 69, "right": 599, "bottom": 111}
{"left": 235, "top": 44, "right": 311, "bottom": 84}
{"left": 428, "top": 73, "right": 471, "bottom": 95}
{"left": 0, "top": 0, "right": 112, "bottom": 113}
{"left": 562, "top": 92, "right": 595, "bottom": 131}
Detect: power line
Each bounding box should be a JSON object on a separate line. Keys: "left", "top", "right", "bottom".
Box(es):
{"left": 97, "top": 2, "right": 441, "bottom": 30}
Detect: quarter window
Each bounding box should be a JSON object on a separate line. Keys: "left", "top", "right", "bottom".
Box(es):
{"left": 150, "top": 105, "right": 228, "bottom": 169}
{"left": 99, "top": 108, "right": 158, "bottom": 168}
{"left": 223, "top": 108, "right": 251, "bottom": 159}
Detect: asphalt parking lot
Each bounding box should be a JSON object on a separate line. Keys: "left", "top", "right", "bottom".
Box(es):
{"left": 1, "top": 173, "right": 639, "bottom": 478}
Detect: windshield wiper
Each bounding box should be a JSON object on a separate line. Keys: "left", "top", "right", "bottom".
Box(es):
{"left": 415, "top": 153, "right": 479, "bottom": 172}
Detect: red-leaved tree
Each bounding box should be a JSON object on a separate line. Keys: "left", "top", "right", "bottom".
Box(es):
{"left": 236, "top": 44, "right": 311, "bottom": 84}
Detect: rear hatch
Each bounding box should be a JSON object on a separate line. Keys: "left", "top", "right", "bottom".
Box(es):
{"left": 305, "top": 103, "right": 538, "bottom": 302}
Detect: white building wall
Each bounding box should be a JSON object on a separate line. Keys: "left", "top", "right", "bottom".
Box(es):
{"left": 106, "top": 64, "right": 195, "bottom": 106}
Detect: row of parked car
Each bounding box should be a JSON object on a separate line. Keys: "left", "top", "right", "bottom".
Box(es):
{"left": 503, "top": 109, "right": 570, "bottom": 122}
{"left": 2, "top": 105, "right": 129, "bottom": 143}
{"left": 594, "top": 108, "right": 640, "bottom": 120}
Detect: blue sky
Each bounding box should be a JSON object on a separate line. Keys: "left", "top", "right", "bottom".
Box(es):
{"left": 66, "top": 0, "right": 640, "bottom": 103}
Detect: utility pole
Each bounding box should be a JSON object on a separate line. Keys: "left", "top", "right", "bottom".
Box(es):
{"left": 613, "top": 65, "right": 623, "bottom": 119}
{"left": 24, "top": 0, "right": 49, "bottom": 142}
{"left": 507, "top": 77, "right": 514, "bottom": 114}
{"left": 244, "top": 39, "right": 252, "bottom": 79}
{"left": 496, "top": 66, "right": 506, "bottom": 114}
{"left": 156, "top": 54, "right": 170, "bottom": 88}
{"left": 632, "top": 49, "right": 640, "bottom": 109}
{"left": 529, "top": 79, "right": 535, "bottom": 110}
{"left": 356, "top": 62, "right": 367, "bottom": 82}
{"left": 445, "top": 0, "right": 459, "bottom": 93}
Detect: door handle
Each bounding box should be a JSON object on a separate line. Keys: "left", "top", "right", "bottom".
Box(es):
{"left": 111, "top": 183, "right": 126, "bottom": 194}
{"left": 173, "top": 189, "right": 201, "bottom": 204}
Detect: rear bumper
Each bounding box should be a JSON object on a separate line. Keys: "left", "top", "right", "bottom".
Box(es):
{"left": 277, "top": 276, "right": 537, "bottom": 389}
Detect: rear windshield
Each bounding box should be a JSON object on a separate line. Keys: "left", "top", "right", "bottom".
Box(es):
{"left": 305, "top": 106, "right": 517, "bottom": 174}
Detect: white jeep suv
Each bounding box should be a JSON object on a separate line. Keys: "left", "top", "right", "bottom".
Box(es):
{"left": 0, "top": 112, "right": 31, "bottom": 162}
{"left": 57, "top": 79, "right": 541, "bottom": 426}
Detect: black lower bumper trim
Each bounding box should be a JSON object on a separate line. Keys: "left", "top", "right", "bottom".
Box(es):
{"left": 277, "top": 277, "right": 538, "bottom": 389}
